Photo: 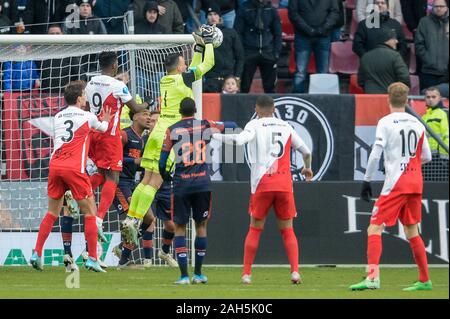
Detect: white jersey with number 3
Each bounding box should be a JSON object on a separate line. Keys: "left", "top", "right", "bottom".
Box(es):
{"left": 375, "top": 112, "right": 430, "bottom": 195}
{"left": 85, "top": 75, "right": 132, "bottom": 136}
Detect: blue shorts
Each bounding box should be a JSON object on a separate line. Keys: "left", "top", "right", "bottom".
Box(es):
{"left": 113, "top": 180, "right": 135, "bottom": 215}
{"left": 172, "top": 191, "right": 211, "bottom": 225}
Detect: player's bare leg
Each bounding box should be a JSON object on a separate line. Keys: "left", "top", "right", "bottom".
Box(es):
{"left": 277, "top": 218, "right": 301, "bottom": 284}
{"left": 403, "top": 224, "right": 432, "bottom": 291}
{"left": 123, "top": 169, "right": 163, "bottom": 245}
{"left": 158, "top": 219, "right": 178, "bottom": 267}
{"left": 173, "top": 223, "right": 190, "bottom": 284}
{"left": 191, "top": 221, "right": 208, "bottom": 284}
{"left": 349, "top": 224, "right": 384, "bottom": 290}
{"left": 61, "top": 207, "right": 79, "bottom": 272}
{"left": 242, "top": 217, "right": 266, "bottom": 284}
{"left": 31, "top": 197, "right": 63, "bottom": 271}
{"left": 95, "top": 168, "right": 119, "bottom": 242}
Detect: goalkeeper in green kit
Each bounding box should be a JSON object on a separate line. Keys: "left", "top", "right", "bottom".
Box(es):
{"left": 121, "top": 25, "right": 216, "bottom": 244}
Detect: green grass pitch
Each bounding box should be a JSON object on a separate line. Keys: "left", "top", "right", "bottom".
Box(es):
{"left": 0, "top": 266, "right": 447, "bottom": 299}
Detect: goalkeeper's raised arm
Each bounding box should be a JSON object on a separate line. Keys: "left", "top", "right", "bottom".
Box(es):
{"left": 190, "top": 25, "right": 216, "bottom": 80}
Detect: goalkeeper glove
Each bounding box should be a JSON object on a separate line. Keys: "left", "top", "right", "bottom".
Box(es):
{"left": 192, "top": 31, "right": 205, "bottom": 47}
{"left": 200, "top": 24, "right": 215, "bottom": 45}
{"left": 360, "top": 181, "right": 373, "bottom": 202}
{"left": 143, "top": 96, "right": 155, "bottom": 110}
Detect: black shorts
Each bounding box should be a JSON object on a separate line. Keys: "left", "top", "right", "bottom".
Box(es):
{"left": 113, "top": 180, "right": 135, "bottom": 215}
{"left": 152, "top": 195, "right": 171, "bottom": 221}
{"left": 172, "top": 191, "right": 212, "bottom": 225}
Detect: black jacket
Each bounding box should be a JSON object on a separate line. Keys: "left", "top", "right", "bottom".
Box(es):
{"left": 39, "top": 57, "right": 87, "bottom": 93}
{"left": 205, "top": 24, "right": 244, "bottom": 80}
{"left": 199, "top": 0, "right": 236, "bottom": 15}
{"left": 234, "top": 0, "right": 282, "bottom": 60}
{"left": 353, "top": 14, "right": 408, "bottom": 60}
{"left": 26, "top": 0, "right": 76, "bottom": 34}
{"left": 65, "top": 15, "right": 107, "bottom": 35}
{"left": 400, "top": 0, "right": 427, "bottom": 33}
{"left": 135, "top": 2, "right": 167, "bottom": 35}
{"left": 0, "top": 13, "right": 11, "bottom": 34}
{"left": 288, "top": 0, "right": 340, "bottom": 37}
{"left": 358, "top": 44, "right": 410, "bottom": 94}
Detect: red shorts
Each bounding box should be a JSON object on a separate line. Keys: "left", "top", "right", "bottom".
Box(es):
{"left": 88, "top": 132, "right": 123, "bottom": 171}
{"left": 48, "top": 167, "right": 93, "bottom": 201}
{"left": 371, "top": 192, "right": 422, "bottom": 227}
{"left": 248, "top": 191, "right": 297, "bottom": 220}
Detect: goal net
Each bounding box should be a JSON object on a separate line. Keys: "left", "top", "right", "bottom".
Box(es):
{"left": 0, "top": 34, "right": 197, "bottom": 267}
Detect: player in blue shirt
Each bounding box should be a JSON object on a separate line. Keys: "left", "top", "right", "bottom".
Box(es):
{"left": 159, "top": 97, "right": 236, "bottom": 284}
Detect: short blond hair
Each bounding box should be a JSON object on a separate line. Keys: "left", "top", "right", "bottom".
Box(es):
{"left": 388, "top": 82, "right": 409, "bottom": 108}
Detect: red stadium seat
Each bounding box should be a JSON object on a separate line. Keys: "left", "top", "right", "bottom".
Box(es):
{"left": 345, "top": 0, "right": 357, "bottom": 10}
{"left": 278, "top": 8, "right": 294, "bottom": 41}
{"left": 349, "top": 74, "right": 365, "bottom": 94}
{"left": 329, "top": 40, "right": 360, "bottom": 74}
{"left": 409, "top": 44, "right": 417, "bottom": 74}
{"left": 350, "top": 10, "right": 358, "bottom": 40}
{"left": 289, "top": 42, "right": 317, "bottom": 75}
{"left": 410, "top": 75, "right": 420, "bottom": 95}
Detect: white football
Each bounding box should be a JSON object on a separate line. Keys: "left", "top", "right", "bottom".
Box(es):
{"left": 212, "top": 26, "right": 223, "bottom": 49}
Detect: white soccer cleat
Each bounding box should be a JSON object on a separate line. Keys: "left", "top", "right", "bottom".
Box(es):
{"left": 241, "top": 274, "right": 252, "bottom": 284}
{"left": 63, "top": 254, "right": 79, "bottom": 273}
{"left": 64, "top": 190, "right": 80, "bottom": 219}
{"left": 158, "top": 249, "right": 178, "bottom": 267}
{"left": 143, "top": 259, "right": 153, "bottom": 268}
{"left": 291, "top": 271, "right": 302, "bottom": 284}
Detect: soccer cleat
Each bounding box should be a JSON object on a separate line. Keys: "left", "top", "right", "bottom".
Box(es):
{"left": 158, "top": 249, "right": 178, "bottom": 267}
{"left": 96, "top": 217, "right": 108, "bottom": 243}
{"left": 143, "top": 259, "right": 153, "bottom": 268}
{"left": 112, "top": 244, "right": 122, "bottom": 259}
{"left": 192, "top": 274, "right": 208, "bottom": 284}
{"left": 241, "top": 274, "right": 251, "bottom": 284}
{"left": 291, "top": 271, "right": 302, "bottom": 284}
{"left": 174, "top": 276, "right": 190, "bottom": 285}
{"left": 349, "top": 277, "right": 380, "bottom": 290}
{"left": 121, "top": 217, "right": 139, "bottom": 246}
{"left": 30, "top": 252, "right": 43, "bottom": 271}
{"left": 63, "top": 254, "right": 79, "bottom": 273}
{"left": 403, "top": 280, "right": 433, "bottom": 291}
{"left": 117, "top": 261, "right": 144, "bottom": 270}
{"left": 98, "top": 258, "right": 108, "bottom": 269}
{"left": 64, "top": 190, "right": 80, "bottom": 219}
{"left": 81, "top": 250, "right": 89, "bottom": 263}
{"left": 85, "top": 257, "right": 106, "bottom": 273}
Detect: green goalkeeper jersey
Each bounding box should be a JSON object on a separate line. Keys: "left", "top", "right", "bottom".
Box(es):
{"left": 159, "top": 43, "right": 215, "bottom": 118}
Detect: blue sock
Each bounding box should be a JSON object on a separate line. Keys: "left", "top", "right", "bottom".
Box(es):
{"left": 61, "top": 216, "right": 73, "bottom": 256}
{"left": 142, "top": 231, "right": 154, "bottom": 259}
{"left": 174, "top": 236, "right": 188, "bottom": 277}
{"left": 119, "top": 243, "right": 134, "bottom": 265}
{"left": 194, "top": 236, "right": 207, "bottom": 276}
{"left": 162, "top": 229, "right": 174, "bottom": 254}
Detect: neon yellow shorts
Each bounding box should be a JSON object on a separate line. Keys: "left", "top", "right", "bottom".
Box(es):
{"left": 141, "top": 117, "right": 177, "bottom": 172}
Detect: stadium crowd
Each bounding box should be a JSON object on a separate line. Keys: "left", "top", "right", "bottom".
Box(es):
{"left": 0, "top": 0, "right": 448, "bottom": 96}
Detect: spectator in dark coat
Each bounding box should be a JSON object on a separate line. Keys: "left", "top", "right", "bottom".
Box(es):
{"left": 0, "top": 1, "right": 11, "bottom": 34}
{"left": 39, "top": 24, "right": 87, "bottom": 94}
{"left": 353, "top": 0, "right": 407, "bottom": 61}
{"left": 400, "top": 0, "right": 427, "bottom": 34}
{"left": 358, "top": 28, "right": 410, "bottom": 93}
{"left": 93, "top": 0, "right": 131, "bottom": 34}
{"left": 415, "top": 0, "right": 449, "bottom": 91}
{"left": 203, "top": 3, "right": 244, "bottom": 93}
{"left": 288, "top": 0, "right": 340, "bottom": 93}
{"left": 235, "top": 0, "right": 282, "bottom": 93}
{"left": 135, "top": 1, "right": 168, "bottom": 34}
{"left": 25, "top": 0, "right": 76, "bottom": 34}
{"left": 197, "top": 0, "right": 237, "bottom": 29}
{"left": 134, "top": 0, "right": 184, "bottom": 34}
{"left": 64, "top": 0, "right": 107, "bottom": 35}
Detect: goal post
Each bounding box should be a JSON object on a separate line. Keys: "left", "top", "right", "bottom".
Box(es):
{"left": 0, "top": 34, "right": 198, "bottom": 267}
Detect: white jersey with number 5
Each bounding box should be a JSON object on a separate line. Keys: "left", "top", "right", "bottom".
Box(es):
{"left": 51, "top": 106, "right": 108, "bottom": 173}
{"left": 375, "top": 112, "right": 430, "bottom": 195}
{"left": 85, "top": 75, "right": 132, "bottom": 136}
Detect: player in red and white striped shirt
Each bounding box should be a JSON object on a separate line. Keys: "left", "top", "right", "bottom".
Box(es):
{"left": 30, "top": 81, "right": 111, "bottom": 273}
{"left": 350, "top": 83, "right": 433, "bottom": 291}
{"left": 213, "top": 95, "right": 313, "bottom": 284}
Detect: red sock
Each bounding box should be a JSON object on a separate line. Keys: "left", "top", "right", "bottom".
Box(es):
{"left": 34, "top": 213, "right": 58, "bottom": 256}
{"left": 90, "top": 173, "right": 105, "bottom": 191}
{"left": 243, "top": 226, "right": 263, "bottom": 276}
{"left": 84, "top": 215, "right": 98, "bottom": 260}
{"left": 367, "top": 234, "right": 382, "bottom": 279}
{"left": 281, "top": 227, "right": 299, "bottom": 273}
{"left": 97, "top": 180, "right": 117, "bottom": 220}
{"left": 409, "top": 236, "right": 429, "bottom": 282}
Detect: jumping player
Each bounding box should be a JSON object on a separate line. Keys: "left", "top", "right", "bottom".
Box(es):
{"left": 212, "top": 95, "right": 313, "bottom": 284}
{"left": 30, "top": 81, "right": 111, "bottom": 273}
{"left": 349, "top": 83, "right": 433, "bottom": 291}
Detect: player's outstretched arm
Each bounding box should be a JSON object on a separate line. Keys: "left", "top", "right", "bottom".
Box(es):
{"left": 126, "top": 97, "right": 154, "bottom": 114}
{"left": 89, "top": 106, "right": 112, "bottom": 133}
